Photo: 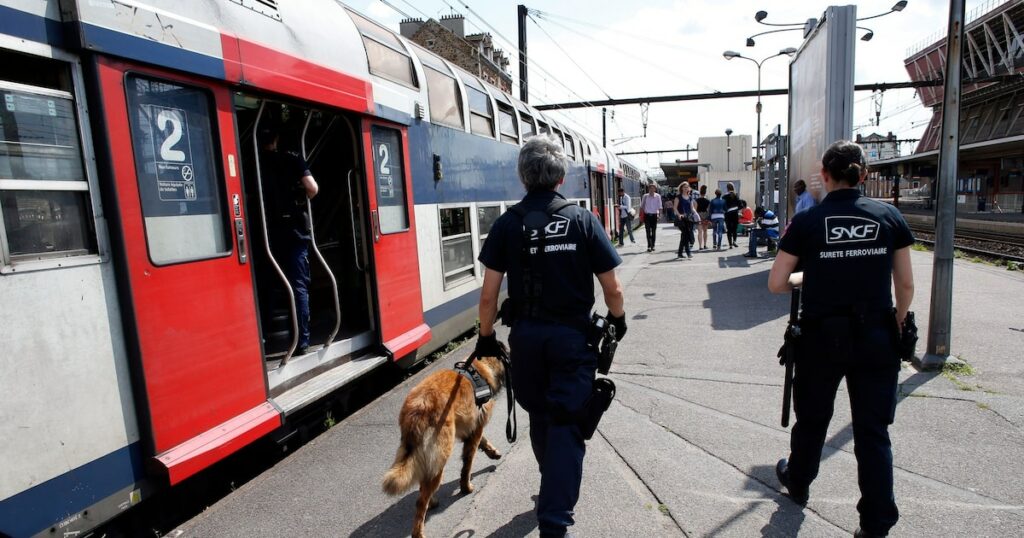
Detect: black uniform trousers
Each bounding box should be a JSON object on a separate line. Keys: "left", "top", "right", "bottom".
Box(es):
{"left": 725, "top": 211, "right": 739, "bottom": 246}
{"left": 643, "top": 213, "right": 659, "bottom": 250}
{"left": 789, "top": 319, "right": 900, "bottom": 536}
{"left": 509, "top": 318, "right": 597, "bottom": 538}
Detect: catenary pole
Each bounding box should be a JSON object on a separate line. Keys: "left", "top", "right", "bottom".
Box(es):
{"left": 921, "top": 0, "right": 966, "bottom": 370}
{"left": 518, "top": 4, "right": 528, "bottom": 103}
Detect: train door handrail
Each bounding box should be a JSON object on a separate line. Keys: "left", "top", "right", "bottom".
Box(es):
{"left": 345, "top": 169, "right": 365, "bottom": 272}
{"left": 252, "top": 101, "right": 300, "bottom": 365}
{"left": 339, "top": 115, "right": 369, "bottom": 272}
{"left": 301, "top": 112, "right": 343, "bottom": 349}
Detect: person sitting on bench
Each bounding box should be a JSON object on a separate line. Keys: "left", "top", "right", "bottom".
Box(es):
{"left": 744, "top": 208, "right": 779, "bottom": 258}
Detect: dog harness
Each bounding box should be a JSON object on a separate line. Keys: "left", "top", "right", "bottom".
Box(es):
{"left": 453, "top": 360, "right": 493, "bottom": 407}
{"left": 455, "top": 349, "right": 517, "bottom": 442}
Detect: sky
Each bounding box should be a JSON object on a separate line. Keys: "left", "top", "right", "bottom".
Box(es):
{"left": 347, "top": 0, "right": 988, "bottom": 173}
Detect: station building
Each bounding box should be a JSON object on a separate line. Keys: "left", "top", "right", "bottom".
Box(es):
{"left": 866, "top": 0, "right": 1024, "bottom": 213}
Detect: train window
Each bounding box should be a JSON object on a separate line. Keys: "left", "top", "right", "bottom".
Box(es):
{"left": 477, "top": 204, "right": 500, "bottom": 251}
{"left": 371, "top": 126, "right": 409, "bottom": 233}
{"left": 439, "top": 206, "right": 474, "bottom": 288}
{"left": 496, "top": 103, "right": 518, "bottom": 144}
{"left": 0, "top": 75, "right": 97, "bottom": 263}
{"left": 538, "top": 121, "right": 550, "bottom": 135}
{"left": 423, "top": 68, "right": 464, "bottom": 129}
{"left": 348, "top": 9, "right": 418, "bottom": 89}
{"left": 519, "top": 112, "right": 536, "bottom": 140}
{"left": 462, "top": 76, "right": 494, "bottom": 138}
{"left": 564, "top": 134, "right": 576, "bottom": 161}
{"left": 125, "top": 75, "right": 228, "bottom": 265}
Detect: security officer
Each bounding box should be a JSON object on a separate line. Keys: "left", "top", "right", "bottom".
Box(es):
{"left": 259, "top": 122, "right": 319, "bottom": 355}
{"left": 476, "top": 135, "right": 627, "bottom": 538}
{"left": 768, "top": 140, "right": 915, "bottom": 538}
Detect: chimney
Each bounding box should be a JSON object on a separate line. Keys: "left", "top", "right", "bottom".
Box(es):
{"left": 399, "top": 18, "right": 423, "bottom": 38}
{"left": 439, "top": 14, "right": 465, "bottom": 38}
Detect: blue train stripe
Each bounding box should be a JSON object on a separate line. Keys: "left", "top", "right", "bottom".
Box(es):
{"left": 80, "top": 22, "right": 226, "bottom": 80}
{"left": 0, "top": 4, "right": 65, "bottom": 48}
{"left": 0, "top": 443, "right": 144, "bottom": 537}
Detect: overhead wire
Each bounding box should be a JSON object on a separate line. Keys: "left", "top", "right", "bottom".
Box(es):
{"left": 534, "top": 15, "right": 720, "bottom": 94}
{"left": 376, "top": 0, "right": 412, "bottom": 19}
{"left": 527, "top": 13, "right": 612, "bottom": 100}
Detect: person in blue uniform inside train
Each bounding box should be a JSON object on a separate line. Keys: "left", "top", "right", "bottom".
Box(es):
{"left": 768, "top": 140, "right": 915, "bottom": 538}
{"left": 476, "top": 135, "right": 627, "bottom": 538}
{"left": 259, "top": 122, "right": 319, "bottom": 355}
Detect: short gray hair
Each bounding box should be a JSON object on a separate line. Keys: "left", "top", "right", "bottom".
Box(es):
{"left": 518, "top": 135, "right": 566, "bottom": 191}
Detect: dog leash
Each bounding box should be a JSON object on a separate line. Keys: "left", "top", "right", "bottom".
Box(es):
{"left": 499, "top": 347, "right": 517, "bottom": 443}
{"left": 464, "top": 349, "right": 517, "bottom": 443}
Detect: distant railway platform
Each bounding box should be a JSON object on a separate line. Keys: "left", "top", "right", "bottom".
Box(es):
{"left": 176, "top": 222, "right": 1024, "bottom": 537}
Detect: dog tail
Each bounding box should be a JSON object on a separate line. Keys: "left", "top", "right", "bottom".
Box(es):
{"left": 382, "top": 411, "right": 431, "bottom": 495}
{"left": 382, "top": 441, "right": 417, "bottom": 495}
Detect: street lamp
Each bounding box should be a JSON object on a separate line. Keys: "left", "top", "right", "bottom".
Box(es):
{"left": 748, "top": 2, "right": 907, "bottom": 46}
{"left": 725, "top": 128, "right": 733, "bottom": 172}
{"left": 723, "top": 48, "right": 797, "bottom": 208}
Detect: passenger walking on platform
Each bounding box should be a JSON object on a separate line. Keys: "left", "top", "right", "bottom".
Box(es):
{"left": 674, "top": 182, "right": 697, "bottom": 259}
{"left": 794, "top": 179, "right": 816, "bottom": 214}
{"left": 696, "top": 184, "right": 710, "bottom": 250}
{"left": 640, "top": 183, "right": 662, "bottom": 252}
{"left": 723, "top": 182, "right": 741, "bottom": 248}
{"left": 260, "top": 124, "right": 319, "bottom": 356}
{"left": 708, "top": 189, "right": 726, "bottom": 250}
{"left": 477, "top": 136, "right": 627, "bottom": 538}
{"left": 617, "top": 187, "right": 635, "bottom": 246}
{"left": 767, "top": 140, "right": 915, "bottom": 538}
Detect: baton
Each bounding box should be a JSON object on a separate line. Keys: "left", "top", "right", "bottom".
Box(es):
{"left": 781, "top": 282, "right": 801, "bottom": 428}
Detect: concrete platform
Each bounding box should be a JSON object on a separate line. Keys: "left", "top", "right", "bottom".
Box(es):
{"left": 177, "top": 222, "right": 1024, "bottom": 537}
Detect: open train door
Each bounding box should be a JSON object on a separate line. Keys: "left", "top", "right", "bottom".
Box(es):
{"left": 95, "top": 59, "right": 278, "bottom": 484}
{"left": 361, "top": 120, "right": 431, "bottom": 361}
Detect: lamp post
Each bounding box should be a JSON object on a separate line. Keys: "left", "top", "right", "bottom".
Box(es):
{"left": 725, "top": 128, "right": 732, "bottom": 172}
{"left": 723, "top": 48, "right": 796, "bottom": 209}
{"left": 748, "top": 2, "right": 907, "bottom": 46}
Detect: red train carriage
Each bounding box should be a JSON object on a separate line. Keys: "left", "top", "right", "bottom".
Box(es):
{"left": 0, "top": 2, "right": 647, "bottom": 536}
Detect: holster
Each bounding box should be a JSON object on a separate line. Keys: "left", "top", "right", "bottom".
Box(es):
{"left": 897, "top": 310, "right": 919, "bottom": 361}
{"left": 577, "top": 378, "right": 616, "bottom": 440}
{"left": 497, "top": 298, "right": 516, "bottom": 327}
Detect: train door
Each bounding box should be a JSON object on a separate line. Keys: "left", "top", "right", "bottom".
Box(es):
{"left": 96, "top": 58, "right": 278, "bottom": 482}
{"left": 234, "top": 96, "right": 376, "bottom": 379}
{"left": 362, "top": 121, "right": 431, "bottom": 360}
{"left": 590, "top": 170, "right": 607, "bottom": 230}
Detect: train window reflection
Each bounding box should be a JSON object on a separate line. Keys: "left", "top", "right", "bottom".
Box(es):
{"left": 424, "top": 68, "right": 463, "bottom": 129}
{"left": 496, "top": 103, "right": 518, "bottom": 144}
{"left": 0, "top": 70, "right": 97, "bottom": 265}
{"left": 348, "top": 9, "right": 418, "bottom": 89}
{"left": 125, "top": 75, "right": 228, "bottom": 265}
{"left": 439, "top": 206, "right": 474, "bottom": 288}
{"left": 2, "top": 190, "right": 93, "bottom": 259}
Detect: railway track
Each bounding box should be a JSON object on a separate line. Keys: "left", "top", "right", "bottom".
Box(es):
{"left": 908, "top": 224, "right": 1024, "bottom": 264}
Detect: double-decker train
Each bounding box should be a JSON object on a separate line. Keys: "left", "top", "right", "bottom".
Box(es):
{"left": 0, "top": 1, "right": 647, "bottom": 536}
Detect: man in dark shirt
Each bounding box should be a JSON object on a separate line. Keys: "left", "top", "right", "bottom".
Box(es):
{"left": 476, "top": 136, "right": 626, "bottom": 538}
{"left": 723, "top": 182, "right": 741, "bottom": 248}
{"left": 259, "top": 127, "right": 319, "bottom": 355}
{"left": 768, "top": 140, "right": 914, "bottom": 538}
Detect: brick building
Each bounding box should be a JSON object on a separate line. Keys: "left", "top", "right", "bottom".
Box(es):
{"left": 399, "top": 15, "right": 513, "bottom": 93}
{"left": 856, "top": 132, "right": 898, "bottom": 162}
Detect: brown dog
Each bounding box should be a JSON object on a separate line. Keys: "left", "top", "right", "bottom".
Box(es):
{"left": 382, "top": 353, "right": 505, "bottom": 538}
